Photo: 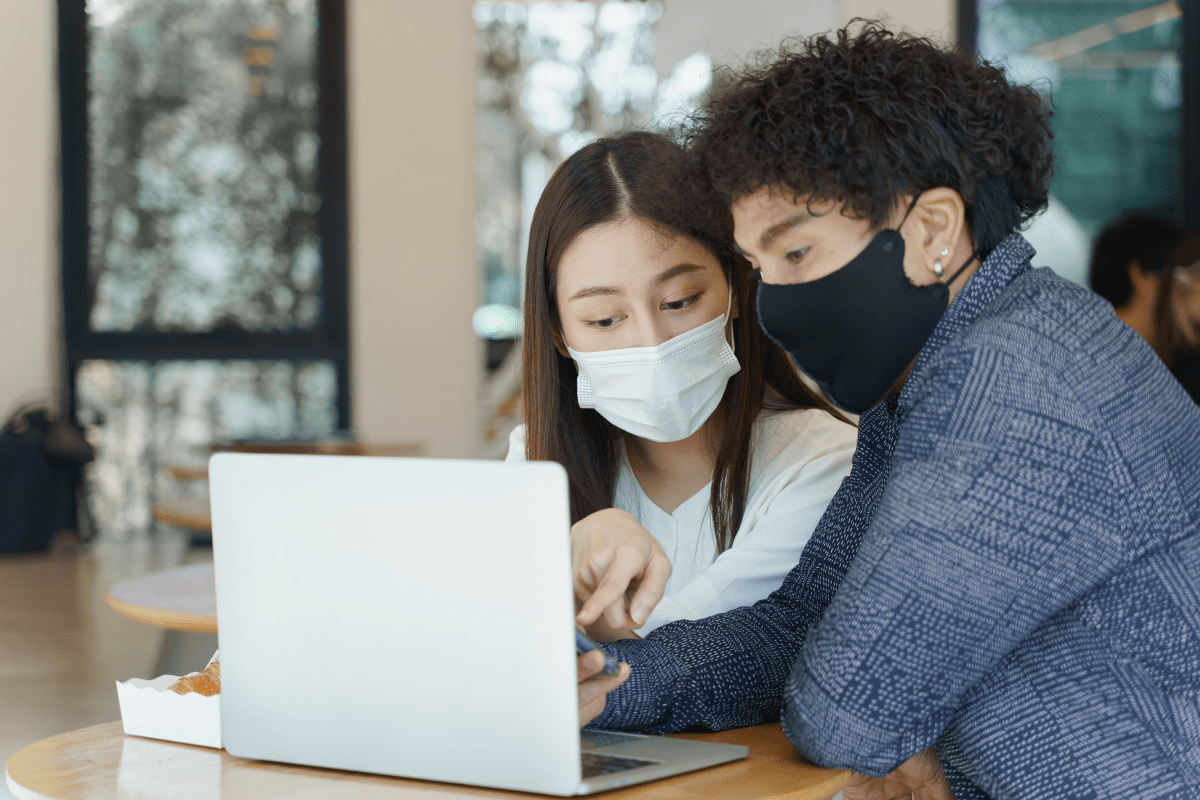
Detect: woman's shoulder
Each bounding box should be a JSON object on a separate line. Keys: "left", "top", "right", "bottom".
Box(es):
{"left": 756, "top": 406, "right": 857, "bottom": 443}
{"left": 751, "top": 406, "right": 857, "bottom": 475}
{"left": 505, "top": 424, "right": 527, "bottom": 462}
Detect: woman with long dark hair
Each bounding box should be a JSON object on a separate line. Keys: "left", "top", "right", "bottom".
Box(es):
{"left": 507, "top": 131, "right": 855, "bottom": 639}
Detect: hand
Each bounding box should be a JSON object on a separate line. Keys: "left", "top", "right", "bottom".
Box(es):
{"left": 577, "top": 649, "right": 630, "bottom": 727}
{"left": 585, "top": 615, "right": 641, "bottom": 643}
{"left": 842, "top": 747, "right": 953, "bottom": 800}
{"left": 571, "top": 508, "right": 671, "bottom": 630}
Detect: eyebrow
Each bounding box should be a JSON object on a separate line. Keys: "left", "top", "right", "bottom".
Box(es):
{"left": 737, "top": 212, "right": 812, "bottom": 255}
{"left": 567, "top": 263, "right": 707, "bottom": 302}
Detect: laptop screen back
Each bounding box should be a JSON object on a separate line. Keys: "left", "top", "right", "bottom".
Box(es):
{"left": 211, "top": 454, "right": 583, "bottom": 795}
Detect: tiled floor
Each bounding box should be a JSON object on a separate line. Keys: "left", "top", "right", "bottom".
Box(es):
{"left": 0, "top": 533, "right": 214, "bottom": 798}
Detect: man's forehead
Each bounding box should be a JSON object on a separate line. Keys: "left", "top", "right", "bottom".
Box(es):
{"left": 732, "top": 187, "right": 813, "bottom": 222}
{"left": 732, "top": 189, "right": 817, "bottom": 249}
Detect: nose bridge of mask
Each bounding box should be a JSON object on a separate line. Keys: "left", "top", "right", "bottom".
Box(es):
{"left": 571, "top": 312, "right": 729, "bottom": 372}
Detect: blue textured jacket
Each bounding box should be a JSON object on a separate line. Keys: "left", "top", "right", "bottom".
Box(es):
{"left": 593, "top": 235, "right": 1200, "bottom": 799}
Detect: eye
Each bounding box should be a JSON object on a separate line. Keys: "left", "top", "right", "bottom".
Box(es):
{"left": 663, "top": 293, "right": 701, "bottom": 312}
{"left": 586, "top": 315, "right": 623, "bottom": 329}
{"left": 785, "top": 247, "right": 809, "bottom": 265}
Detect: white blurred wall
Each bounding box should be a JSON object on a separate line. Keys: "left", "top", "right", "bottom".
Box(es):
{"left": 840, "top": 0, "right": 957, "bottom": 40}
{"left": 655, "top": 0, "right": 955, "bottom": 80}
{"left": 348, "top": 0, "right": 480, "bottom": 457}
{"left": 0, "top": 2, "right": 57, "bottom": 418}
{"left": 654, "top": 0, "right": 841, "bottom": 76}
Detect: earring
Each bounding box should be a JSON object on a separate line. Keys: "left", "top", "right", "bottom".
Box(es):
{"left": 932, "top": 248, "right": 950, "bottom": 280}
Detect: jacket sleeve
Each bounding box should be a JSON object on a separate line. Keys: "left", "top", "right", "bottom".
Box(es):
{"left": 589, "top": 404, "right": 894, "bottom": 733}
{"left": 782, "top": 343, "right": 1127, "bottom": 775}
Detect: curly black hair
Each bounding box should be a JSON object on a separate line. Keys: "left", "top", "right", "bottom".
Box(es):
{"left": 681, "top": 21, "right": 1055, "bottom": 258}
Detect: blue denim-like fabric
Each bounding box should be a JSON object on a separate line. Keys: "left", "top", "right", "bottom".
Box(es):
{"left": 593, "top": 235, "right": 1200, "bottom": 799}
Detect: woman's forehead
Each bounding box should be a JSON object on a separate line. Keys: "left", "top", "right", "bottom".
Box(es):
{"left": 556, "top": 218, "right": 722, "bottom": 291}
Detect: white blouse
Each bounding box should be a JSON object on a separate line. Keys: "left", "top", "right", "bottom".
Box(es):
{"left": 505, "top": 407, "right": 856, "bottom": 634}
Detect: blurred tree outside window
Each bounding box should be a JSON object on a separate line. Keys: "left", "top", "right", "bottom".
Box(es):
{"left": 61, "top": 0, "right": 348, "bottom": 539}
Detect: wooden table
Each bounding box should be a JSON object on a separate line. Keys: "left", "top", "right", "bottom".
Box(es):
{"left": 157, "top": 443, "right": 427, "bottom": 528}
{"left": 152, "top": 497, "right": 213, "bottom": 533}
{"left": 5, "top": 722, "right": 849, "bottom": 800}
{"left": 104, "top": 563, "right": 217, "bottom": 634}
{"left": 166, "top": 444, "right": 426, "bottom": 483}
{"left": 211, "top": 441, "right": 425, "bottom": 457}
{"left": 166, "top": 464, "right": 210, "bottom": 481}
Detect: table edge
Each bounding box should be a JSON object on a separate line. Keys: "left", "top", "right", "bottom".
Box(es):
{"left": 6, "top": 764, "right": 53, "bottom": 800}
{"left": 7, "top": 722, "right": 850, "bottom": 800}
{"left": 150, "top": 499, "right": 212, "bottom": 532}
{"left": 103, "top": 571, "right": 218, "bottom": 635}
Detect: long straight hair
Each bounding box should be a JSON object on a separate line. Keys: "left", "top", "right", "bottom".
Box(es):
{"left": 521, "top": 131, "right": 844, "bottom": 553}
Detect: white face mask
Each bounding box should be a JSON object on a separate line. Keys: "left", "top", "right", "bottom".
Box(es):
{"left": 566, "top": 296, "right": 740, "bottom": 443}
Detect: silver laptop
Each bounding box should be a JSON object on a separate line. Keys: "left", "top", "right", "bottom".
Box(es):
{"left": 209, "top": 453, "right": 747, "bottom": 795}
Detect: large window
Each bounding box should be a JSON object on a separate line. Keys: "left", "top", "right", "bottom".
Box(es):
{"left": 59, "top": 0, "right": 348, "bottom": 538}
{"left": 962, "top": 0, "right": 1199, "bottom": 240}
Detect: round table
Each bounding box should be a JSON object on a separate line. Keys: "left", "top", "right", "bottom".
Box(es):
{"left": 104, "top": 562, "right": 217, "bottom": 634}
{"left": 5, "top": 722, "right": 849, "bottom": 800}
{"left": 152, "top": 497, "right": 213, "bottom": 533}
{"left": 166, "top": 464, "right": 210, "bottom": 482}
{"left": 211, "top": 441, "right": 425, "bottom": 456}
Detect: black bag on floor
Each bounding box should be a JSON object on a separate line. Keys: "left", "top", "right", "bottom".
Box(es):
{"left": 0, "top": 406, "right": 95, "bottom": 553}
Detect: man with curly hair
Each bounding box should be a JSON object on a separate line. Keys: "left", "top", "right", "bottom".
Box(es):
{"left": 574, "top": 22, "right": 1200, "bottom": 800}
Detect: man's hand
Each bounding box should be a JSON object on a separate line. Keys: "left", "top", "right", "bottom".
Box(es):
{"left": 842, "top": 747, "right": 953, "bottom": 800}
{"left": 577, "top": 649, "right": 631, "bottom": 727}
{"left": 572, "top": 508, "right": 671, "bottom": 630}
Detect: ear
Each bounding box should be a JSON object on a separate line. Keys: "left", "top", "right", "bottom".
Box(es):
{"left": 729, "top": 282, "right": 739, "bottom": 320}
{"left": 907, "top": 188, "right": 969, "bottom": 285}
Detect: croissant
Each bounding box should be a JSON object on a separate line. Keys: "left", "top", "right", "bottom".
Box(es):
{"left": 168, "top": 659, "right": 221, "bottom": 696}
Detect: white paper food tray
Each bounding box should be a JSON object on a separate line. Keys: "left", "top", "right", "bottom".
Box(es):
{"left": 116, "top": 651, "right": 221, "bottom": 749}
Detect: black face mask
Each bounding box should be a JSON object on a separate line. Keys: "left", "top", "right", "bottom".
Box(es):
{"left": 756, "top": 215, "right": 973, "bottom": 414}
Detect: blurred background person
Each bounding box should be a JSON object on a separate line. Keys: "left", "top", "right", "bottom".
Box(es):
{"left": 1089, "top": 216, "right": 1199, "bottom": 403}
{"left": 1164, "top": 235, "right": 1200, "bottom": 402}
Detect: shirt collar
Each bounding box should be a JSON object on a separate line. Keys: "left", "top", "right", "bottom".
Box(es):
{"left": 897, "top": 233, "right": 1036, "bottom": 413}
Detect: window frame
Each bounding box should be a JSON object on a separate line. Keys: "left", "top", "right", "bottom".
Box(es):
{"left": 56, "top": 0, "right": 351, "bottom": 428}
{"left": 957, "top": 0, "right": 1200, "bottom": 231}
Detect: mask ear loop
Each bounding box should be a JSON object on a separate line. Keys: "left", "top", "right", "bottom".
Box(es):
{"left": 723, "top": 274, "right": 736, "bottom": 356}
{"left": 882, "top": 194, "right": 924, "bottom": 254}
{"left": 891, "top": 193, "right": 981, "bottom": 288}
{"left": 942, "top": 243, "right": 992, "bottom": 287}
{"left": 943, "top": 256, "right": 975, "bottom": 287}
